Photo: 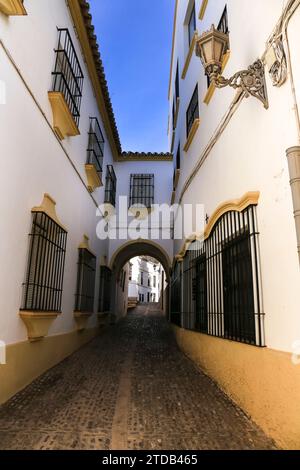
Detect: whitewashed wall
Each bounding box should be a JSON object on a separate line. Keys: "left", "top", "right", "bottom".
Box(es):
{"left": 0, "top": 0, "right": 116, "bottom": 344}
{"left": 168, "top": 0, "right": 300, "bottom": 352}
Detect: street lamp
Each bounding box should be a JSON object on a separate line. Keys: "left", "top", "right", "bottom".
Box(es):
{"left": 196, "top": 25, "right": 269, "bottom": 109}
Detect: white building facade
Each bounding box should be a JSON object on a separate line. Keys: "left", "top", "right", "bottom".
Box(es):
{"left": 128, "top": 257, "right": 163, "bottom": 304}
{"left": 168, "top": 0, "right": 300, "bottom": 449}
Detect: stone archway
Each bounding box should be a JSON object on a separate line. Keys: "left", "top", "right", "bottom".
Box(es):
{"left": 109, "top": 240, "right": 172, "bottom": 321}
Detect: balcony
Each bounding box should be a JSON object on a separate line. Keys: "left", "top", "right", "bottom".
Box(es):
{"left": 48, "top": 29, "right": 84, "bottom": 140}
{"left": 85, "top": 117, "right": 104, "bottom": 192}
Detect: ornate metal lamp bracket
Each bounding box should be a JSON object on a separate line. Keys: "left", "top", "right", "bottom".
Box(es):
{"left": 208, "top": 59, "right": 269, "bottom": 109}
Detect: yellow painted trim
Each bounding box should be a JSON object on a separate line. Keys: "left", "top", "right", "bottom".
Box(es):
{"left": 173, "top": 326, "right": 300, "bottom": 449}
{"left": 74, "top": 312, "right": 92, "bottom": 331}
{"left": 182, "top": 32, "right": 198, "bottom": 80}
{"left": 85, "top": 164, "right": 103, "bottom": 193}
{"left": 48, "top": 91, "right": 80, "bottom": 140}
{"left": 204, "top": 191, "right": 260, "bottom": 240}
{"left": 203, "top": 51, "right": 231, "bottom": 105}
{"left": 78, "top": 234, "right": 96, "bottom": 257}
{"left": 32, "top": 193, "right": 67, "bottom": 232}
{"left": 0, "top": 0, "right": 27, "bottom": 15}
{"left": 198, "top": 0, "right": 208, "bottom": 20}
{"left": 174, "top": 97, "right": 180, "bottom": 129}
{"left": 175, "top": 192, "right": 260, "bottom": 259}
{"left": 168, "top": 0, "right": 179, "bottom": 100}
{"left": 19, "top": 312, "right": 59, "bottom": 342}
{"left": 0, "top": 327, "right": 100, "bottom": 404}
{"left": 183, "top": 118, "right": 200, "bottom": 152}
{"left": 67, "top": 0, "right": 120, "bottom": 160}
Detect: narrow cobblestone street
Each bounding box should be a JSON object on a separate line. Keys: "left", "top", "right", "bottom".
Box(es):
{"left": 0, "top": 306, "right": 276, "bottom": 450}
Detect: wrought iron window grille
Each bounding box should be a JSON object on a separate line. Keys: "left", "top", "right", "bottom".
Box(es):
{"left": 129, "top": 174, "right": 154, "bottom": 209}
{"left": 87, "top": 117, "right": 105, "bottom": 174}
{"left": 52, "top": 28, "right": 84, "bottom": 127}
{"left": 170, "top": 206, "right": 265, "bottom": 347}
{"left": 75, "top": 248, "right": 96, "bottom": 313}
{"left": 186, "top": 84, "right": 199, "bottom": 137}
{"left": 21, "top": 212, "right": 67, "bottom": 313}
{"left": 104, "top": 165, "right": 117, "bottom": 207}
{"left": 98, "top": 266, "right": 112, "bottom": 313}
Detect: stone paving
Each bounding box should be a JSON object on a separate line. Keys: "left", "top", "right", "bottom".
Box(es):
{"left": 0, "top": 305, "right": 276, "bottom": 450}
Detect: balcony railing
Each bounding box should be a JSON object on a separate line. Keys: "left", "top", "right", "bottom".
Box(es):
{"left": 186, "top": 84, "right": 199, "bottom": 137}
{"left": 87, "top": 117, "right": 105, "bottom": 174}
{"left": 104, "top": 165, "right": 117, "bottom": 207}
{"left": 52, "top": 28, "right": 84, "bottom": 127}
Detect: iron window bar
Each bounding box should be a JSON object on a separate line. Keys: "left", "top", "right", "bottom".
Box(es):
{"left": 186, "top": 84, "right": 199, "bottom": 137}
{"left": 170, "top": 205, "right": 265, "bottom": 347}
{"left": 170, "top": 261, "right": 182, "bottom": 326}
{"left": 87, "top": 117, "right": 105, "bottom": 174}
{"left": 74, "top": 248, "right": 96, "bottom": 313}
{"left": 104, "top": 165, "right": 117, "bottom": 207}
{"left": 52, "top": 28, "right": 84, "bottom": 127}
{"left": 188, "top": 2, "right": 196, "bottom": 47}
{"left": 21, "top": 212, "right": 67, "bottom": 313}
{"left": 98, "top": 266, "right": 112, "bottom": 312}
{"left": 129, "top": 174, "right": 155, "bottom": 209}
{"left": 175, "top": 62, "right": 180, "bottom": 101}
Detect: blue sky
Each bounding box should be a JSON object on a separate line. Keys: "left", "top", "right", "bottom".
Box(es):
{"left": 89, "top": 0, "right": 175, "bottom": 153}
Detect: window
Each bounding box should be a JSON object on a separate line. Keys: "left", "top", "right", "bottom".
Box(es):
{"left": 52, "top": 29, "right": 84, "bottom": 127}
{"left": 175, "top": 62, "right": 180, "bottom": 101}
{"left": 141, "top": 272, "right": 144, "bottom": 286}
{"left": 147, "top": 292, "right": 150, "bottom": 303}
{"left": 87, "top": 117, "right": 105, "bottom": 174}
{"left": 21, "top": 212, "right": 67, "bottom": 312}
{"left": 206, "top": 6, "right": 229, "bottom": 88}
{"left": 218, "top": 5, "right": 229, "bottom": 35}
{"left": 176, "top": 143, "right": 181, "bottom": 171}
{"left": 171, "top": 205, "right": 264, "bottom": 347}
{"left": 98, "top": 266, "right": 112, "bottom": 313}
{"left": 186, "top": 85, "right": 199, "bottom": 137}
{"left": 188, "top": 3, "right": 196, "bottom": 46}
{"left": 170, "top": 262, "right": 181, "bottom": 326}
{"left": 153, "top": 276, "right": 156, "bottom": 288}
{"left": 104, "top": 165, "right": 117, "bottom": 207}
{"left": 148, "top": 277, "right": 151, "bottom": 287}
{"left": 75, "top": 248, "right": 96, "bottom": 313}
{"left": 130, "top": 174, "right": 154, "bottom": 208}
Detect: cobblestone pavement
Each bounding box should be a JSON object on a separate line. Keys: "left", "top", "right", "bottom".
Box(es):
{"left": 0, "top": 305, "right": 276, "bottom": 450}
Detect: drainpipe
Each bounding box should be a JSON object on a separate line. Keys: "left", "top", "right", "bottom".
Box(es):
{"left": 286, "top": 146, "right": 300, "bottom": 265}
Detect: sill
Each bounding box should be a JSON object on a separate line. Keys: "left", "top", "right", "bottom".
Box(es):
{"left": 182, "top": 31, "right": 198, "bottom": 80}
{"left": 19, "top": 311, "right": 60, "bottom": 342}
{"left": 204, "top": 51, "right": 231, "bottom": 105}
{"left": 48, "top": 91, "right": 80, "bottom": 140}
{"left": 0, "top": 0, "right": 27, "bottom": 15}
{"left": 184, "top": 118, "right": 200, "bottom": 152}
{"left": 174, "top": 97, "right": 180, "bottom": 129}
{"left": 174, "top": 169, "right": 180, "bottom": 190}
{"left": 198, "top": 0, "right": 208, "bottom": 20}
{"left": 74, "top": 312, "right": 92, "bottom": 331}
{"left": 85, "top": 164, "right": 103, "bottom": 193}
